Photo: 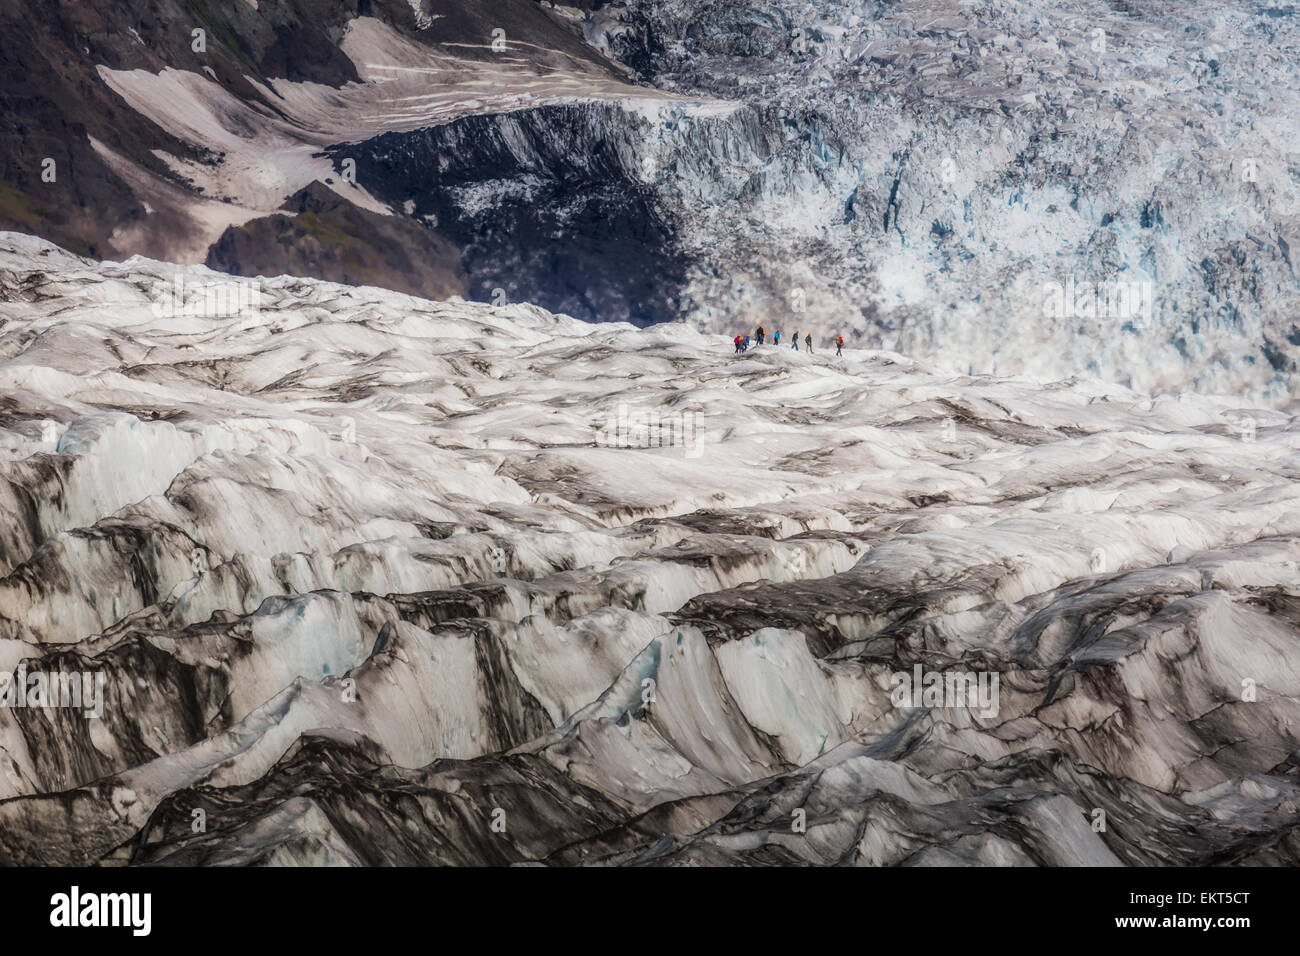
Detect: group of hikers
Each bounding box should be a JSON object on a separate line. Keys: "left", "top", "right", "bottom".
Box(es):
{"left": 734, "top": 324, "right": 845, "bottom": 357}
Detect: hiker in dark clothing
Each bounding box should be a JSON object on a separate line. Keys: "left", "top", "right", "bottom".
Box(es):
{"left": 792, "top": 329, "right": 800, "bottom": 351}
{"left": 756, "top": 324, "right": 765, "bottom": 345}
{"left": 835, "top": 334, "right": 844, "bottom": 356}
{"left": 805, "top": 332, "right": 813, "bottom": 353}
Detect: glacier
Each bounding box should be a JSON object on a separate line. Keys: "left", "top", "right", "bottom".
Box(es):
{"left": 0, "top": 232, "right": 1297, "bottom": 866}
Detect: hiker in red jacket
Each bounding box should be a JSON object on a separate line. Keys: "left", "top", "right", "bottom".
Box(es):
{"left": 836, "top": 334, "right": 844, "bottom": 356}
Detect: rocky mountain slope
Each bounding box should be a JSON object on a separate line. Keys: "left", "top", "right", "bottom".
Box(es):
{"left": 0, "top": 234, "right": 1297, "bottom": 866}
{"left": 0, "top": 0, "right": 654, "bottom": 287}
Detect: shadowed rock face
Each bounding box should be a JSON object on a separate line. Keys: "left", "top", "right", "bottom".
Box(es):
{"left": 0, "top": 237, "right": 1298, "bottom": 867}
{"left": 205, "top": 183, "right": 468, "bottom": 302}
{"left": 331, "top": 106, "right": 690, "bottom": 325}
